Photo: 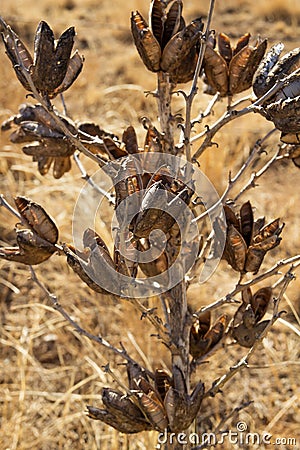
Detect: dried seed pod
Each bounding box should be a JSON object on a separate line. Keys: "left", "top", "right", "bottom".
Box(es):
{"left": 229, "top": 38, "right": 267, "bottom": 95}
{"left": 218, "top": 32, "right": 232, "bottom": 64}
{"left": 0, "top": 229, "right": 56, "bottom": 265}
{"left": 15, "top": 196, "right": 58, "bottom": 244}
{"left": 149, "top": 0, "right": 165, "bottom": 46}
{"left": 251, "top": 287, "right": 272, "bottom": 322}
{"left": 161, "top": 0, "right": 184, "bottom": 48}
{"left": 203, "top": 44, "right": 228, "bottom": 96}
{"left": 225, "top": 225, "right": 247, "bottom": 272}
{"left": 164, "top": 381, "right": 204, "bottom": 432}
{"left": 32, "top": 21, "right": 74, "bottom": 93}
{"left": 131, "top": 11, "right": 161, "bottom": 72}
{"left": 160, "top": 18, "right": 203, "bottom": 74}
{"left": 154, "top": 369, "right": 172, "bottom": 401}
{"left": 203, "top": 32, "right": 266, "bottom": 97}
{"left": 134, "top": 377, "right": 168, "bottom": 431}
{"left": 122, "top": 126, "right": 139, "bottom": 154}
{"left": 1, "top": 18, "right": 83, "bottom": 97}
{"left": 239, "top": 200, "right": 254, "bottom": 247}
{"left": 190, "top": 313, "right": 228, "bottom": 359}
{"left": 87, "top": 388, "right": 152, "bottom": 433}
{"left": 222, "top": 202, "right": 283, "bottom": 273}
{"left": 0, "top": 17, "right": 33, "bottom": 91}
{"left": 233, "top": 320, "right": 269, "bottom": 348}
{"left": 253, "top": 42, "right": 284, "bottom": 97}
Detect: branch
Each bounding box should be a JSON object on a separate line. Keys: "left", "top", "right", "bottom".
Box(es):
{"left": 184, "top": 0, "right": 216, "bottom": 164}
{"left": 191, "top": 67, "right": 300, "bottom": 160}
{"left": 192, "top": 129, "right": 277, "bottom": 225}
{"left": 204, "top": 266, "right": 295, "bottom": 399}
{"left": 195, "top": 255, "right": 300, "bottom": 317}
{"left": 73, "top": 152, "right": 115, "bottom": 205}
{"left": 10, "top": 28, "right": 107, "bottom": 167}
{"left": 28, "top": 266, "right": 146, "bottom": 368}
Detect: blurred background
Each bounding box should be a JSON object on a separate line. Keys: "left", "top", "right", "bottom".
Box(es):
{"left": 0, "top": 1, "right": 299, "bottom": 448}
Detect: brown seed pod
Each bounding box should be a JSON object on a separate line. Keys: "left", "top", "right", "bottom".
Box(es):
{"left": 160, "top": 18, "right": 203, "bottom": 75}
{"left": 32, "top": 21, "right": 75, "bottom": 94}
{"left": 203, "top": 45, "right": 228, "bottom": 96}
{"left": 131, "top": 11, "right": 161, "bottom": 72}
{"left": 0, "top": 229, "right": 56, "bottom": 265}
{"left": 15, "top": 196, "right": 58, "bottom": 244}
{"left": 233, "top": 320, "right": 269, "bottom": 348}
{"left": 225, "top": 225, "right": 247, "bottom": 272}
{"left": 154, "top": 369, "right": 172, "bottom": 401}
{"left": 229, "top": 38, "right": 267, "bottom": 95}
{"left": 122, "top": 126, "right": 139, "bottom": 154}
{"left": 251, "top": 287, "right": 272, "bottom": 322}
{"left": 190, "top": 313, "right": 228, "bottom": 359}
{"left": 0, "top": 17, "right": 33, "bottom": 91}
{"left": 239, "top": 200, "right": 254, "bottom": 247}
{"left": 161, "top": 0, "right": 184, "bottom": 48}
{"left": 164, "top": 381, "right": 204, "bottom": 432}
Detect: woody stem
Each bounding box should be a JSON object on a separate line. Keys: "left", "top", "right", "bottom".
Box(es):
{"left": 157, "top": 71, "right": 175, "bottom": 154}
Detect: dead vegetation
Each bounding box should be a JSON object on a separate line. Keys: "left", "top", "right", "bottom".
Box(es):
{"left": 0, "top": 1, "right": 299, "bottom": 449}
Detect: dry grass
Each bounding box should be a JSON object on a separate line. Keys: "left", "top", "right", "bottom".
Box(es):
{"left": 0, "top": 1, "right": 300, "bottom": 449}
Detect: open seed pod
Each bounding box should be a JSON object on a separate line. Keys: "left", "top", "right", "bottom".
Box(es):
{"left": 203, "top": 32, "right": 267, "bottom": 97}
{"left": 190, "top": 311, "right": 229, "bottom": 359}
{"left": 131, "top": 1, "right": 203, "bottom": 83}
{"left": 0, "top": 17, "right": 83, "bottom": 98}
{"left": 253, "top": 44, "right": 300, "bottom": 143}
{"left": 222, "top": 201, "right": 283, "bottom": 274}
{"left": 233, "top": 287, "right": 272, "bottom": 347}
{"left": 64, "top": 228, "right": 115, "bottom": 295}
{"left": 0, "top": 196, "right": 58, "bottom": 265}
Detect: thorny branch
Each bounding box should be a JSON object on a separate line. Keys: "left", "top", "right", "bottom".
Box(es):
{"left": 192, "top": 128, "right": 278, "bottom": 225}
{"left": 183, "top": 0, "right": 216, "bottom": 164}
{"left": 203, "top": 266, "right": 296, "bottom": 400}
{"left": 195, "top": 255, "right": 300, "bottom": 317}
{"left": 191, "top": 67, "right": 300, "bottom": 160}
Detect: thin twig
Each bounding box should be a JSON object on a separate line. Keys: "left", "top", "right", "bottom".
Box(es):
{"left": 195, "top": 255, "right": 300, "bottom": 317}
{"left": 191, "top": 67, "right": 300, "bottom": 160}
{"left": 0, "top": 194, "right": 22, "bottom": 220}
{"left": 233, "top": 147, "right": 287, "bottom": 202}
{"left": 73, "top": 152, "right": 115, "bottom": 205}
{"left": 28, "top": 266, "right": 143, "bottom": 366}
{"left": 192, "top": 128, "right": 277, "bottom": 224}
{"left": 184, "top": 0, "right": 215, "bottom": 164}
{"left": 203, "top": 266, "right": 295, "bottom": 399}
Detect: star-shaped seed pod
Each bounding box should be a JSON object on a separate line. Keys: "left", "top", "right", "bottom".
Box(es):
{"left": 1, "top": 104, "right": 77, "bottom": 179}
{"left": 131, "top": 0, "right": 203, "bottom": 83}
{"left": 232, "top": 287, "right": 272, "bottom": 347}
{"left": 203, "top": 32, "right": 267, "bottom": 97}
{"left": 189, "top": 311, "right": 229, "bottom": 359}
{"left": 0, "top": 196, "right": 58, "bottom": 265}
{"left": 219, "top": 201, "right": 284, "bottom": 274}
{"left": 64, "top": 228, "right": 115, "bottom": 295}
{"left": 253, "top": 44, "right": 300, "bottom": 143}
{"left": 0, "top": 17, "right": 84, "bottom": 98}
